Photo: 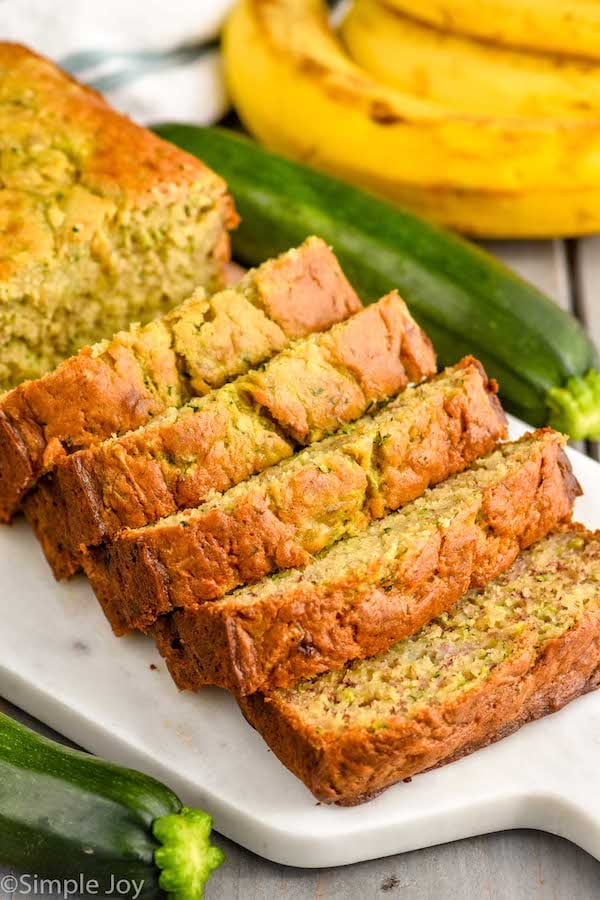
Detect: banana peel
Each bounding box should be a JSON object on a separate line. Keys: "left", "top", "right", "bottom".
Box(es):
{"left": 342, "top": 0, "right": 600, "bottom": 120}
{"left": 223, "top": 0, "right": 600, "bottom": 236}
{"left": 379, "top": 182, "right": 600, "bottom": 239}
{"left": 382, "top": 0, "right": 600, "bottom": 62}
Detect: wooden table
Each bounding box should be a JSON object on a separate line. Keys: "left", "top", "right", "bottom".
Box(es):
{"left": 1, "top": 238, "right": 599, "bottom": 899}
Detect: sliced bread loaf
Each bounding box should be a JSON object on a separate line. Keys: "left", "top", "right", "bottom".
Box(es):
{"left": 0, "top": 237, "right": 359, "bottom": 520}
{"left": 239, "top": 527, "right": 600, "bottom": 805}
{"left": 27, "top": 292, "right": 436, "bottom": 579}
{"left": 91, "top": 356, "right": 505, "bottom": 635}
{"left": 156, "top": 430, "right": 580, "bottom": 694}
{"left": 0, "top": 43, "right": 237, "bottom": 392}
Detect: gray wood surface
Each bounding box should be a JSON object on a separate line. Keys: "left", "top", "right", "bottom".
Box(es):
{"left": 1, "top": 238, "right": 599, "bottom": 899}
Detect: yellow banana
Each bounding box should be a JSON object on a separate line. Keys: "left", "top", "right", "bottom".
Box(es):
{"left": 223, "top": 0, "right": 600, "bottom": 236}
{"left": 384, "top": 183, "right": 600, "bottom": 238}
{"left": 383, "top": 0, "right": 600, "bottom": 62}
{"left": 342, "top": 0, "right": 600, "bottom": 119}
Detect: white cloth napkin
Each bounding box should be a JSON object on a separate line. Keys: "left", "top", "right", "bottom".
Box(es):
{"left": 0, "top": 0, "right": 235, "bottom": 124}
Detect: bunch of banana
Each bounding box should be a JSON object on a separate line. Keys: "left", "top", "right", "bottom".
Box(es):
{"left": 223, "top": 0, "right": 600, "bottom": 237}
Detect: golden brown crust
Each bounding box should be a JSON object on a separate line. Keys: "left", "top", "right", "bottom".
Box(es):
{"left": 0, "top": 346, "right": 164, "bottom": 523}
{"left": 0, "top": 43, "right": 230, "bottom": 209}
{"left": 157, "top": 431, "right": 579, "bottom": 694}
{"left": 249, "top": 236, "right": 362, "bottom": 338}
{"left": 0, "top": 239, "right": 358, "bottom": 521}
{"left": 243, "top": 292, "right": 435, "bottom": 444}
{"left": 239, "top": 590, "right": 600, "bottom": 805}
{"left": 26, "top": 396, "right": 295, "bottom": 579}
{"left": 84, "top": 295, "right": 435, "bottom": 633}
{"left": 128, "top": 357, "right": 505, "bottom": 616}
{"left": 150, "top": 357, "right": 507, "bottom": 687}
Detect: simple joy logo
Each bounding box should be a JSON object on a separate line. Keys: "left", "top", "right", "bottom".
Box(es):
{"left": 0, "top": 874, "right": 146, "bottom": 899}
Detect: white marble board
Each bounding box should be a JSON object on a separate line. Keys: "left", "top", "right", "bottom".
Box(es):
{"left": 1, "top": 416, "right": 599, "bottom": 869}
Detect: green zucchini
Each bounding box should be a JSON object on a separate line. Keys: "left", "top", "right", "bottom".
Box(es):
{"left": 155, "top": 124, "right": 600, "bottom": 440}
{"left": 0, "top": 712, "right": 224, "bottom": 898}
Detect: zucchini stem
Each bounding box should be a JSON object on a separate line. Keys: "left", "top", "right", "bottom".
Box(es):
{"left": 547, "top": 369, "right": 600, "bottom": 440}
{"left": 153, "top": 807, "right": 225, "bottom": 900}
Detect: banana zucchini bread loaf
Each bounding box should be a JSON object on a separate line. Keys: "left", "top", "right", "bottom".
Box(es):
{"left": 156, "top": 429, "right": 580, "bottom": 694}
{"left": 28, "top": 291, "right": 435, "bottom": 580}
{"left": 93, "top": 356, "right": 505, "bottom": 635}
{"left": 239, "top": 526, "right": 600, "bottom": 805}
{"left": 0, "top": 238, "right": 358, "bottom": 520}
{"left": 0, "top": 43, "right": 237, "bottom": 392}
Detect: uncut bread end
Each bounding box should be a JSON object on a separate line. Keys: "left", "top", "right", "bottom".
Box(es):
{"left": 158, "top": 429, "right": 580, "bottom": 695}
{"left": 84, "top": 293, "right": 435, "bottom": 627}
{"left": 0, "top": 236, "right": 359, "bottom": 521}
{"left": 239, "top": 527, "right": 600, "bottom": 805}
{"left": 0, "top": 44, "right": 237, "bottom": 394}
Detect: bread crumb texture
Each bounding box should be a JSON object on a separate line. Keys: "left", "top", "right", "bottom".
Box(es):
{"left": 76, "top": 294, "right": 436, "bottom": 628}
{"left": 156, "top": 428, "right": 578, "bottom": 695}
{"left": 0, "top": 238, "right": 359, "bottom": 521}
{"left": 34, "top": 291, "right": 433, "bottom": 581}
{"left": 220, "top": 430, "right": 571, "bottom": 612}
{"left": 138, "top": 357, "right": 504, "bottom": 601}
{"left": 0, "top": 43, "right": 236, "bottom": 389}
{"left": 281, "top": 529, "right": 600, "bottom": 732}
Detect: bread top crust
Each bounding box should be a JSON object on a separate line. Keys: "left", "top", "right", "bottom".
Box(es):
{"left": 0, "top": 42, "right": 227, "bottom": 197}
{"left": 0, "top": 42, "right": 236, "bottom": 282}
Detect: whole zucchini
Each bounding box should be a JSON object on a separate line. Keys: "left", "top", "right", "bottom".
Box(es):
{"left": 0, "top": 712, "right": 224, "bottom": 898}
{"left": 155, "top": 124, "right": 600, "bottom": 440}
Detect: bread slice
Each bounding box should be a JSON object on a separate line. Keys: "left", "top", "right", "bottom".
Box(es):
{"left": 239, "top": 526, "right": 600, "bottom": 805}
{"left": 27, "top": 291, "right": 435, "bottom": 580}
{"left": 156, "top": 429, "right": 580, "bottom": 694}
{"left": 0, "top": 237, "right": 359, "bottom": 520}
{"left": 0, "top": 43, "right": 237, "bottom": 392}
{"left": 92, "top": 356, "right": 505, "bottom": 636}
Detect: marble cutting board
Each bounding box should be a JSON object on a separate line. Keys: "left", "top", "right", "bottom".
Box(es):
{"left": 1, "top": 416, "right": 600, "bottom": 869}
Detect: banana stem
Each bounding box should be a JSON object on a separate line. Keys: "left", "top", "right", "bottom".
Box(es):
{"left": 547, "top": 370, "right": 600, "bottom": 440}
{"left": 153, "top": 807, "right": 225, "bottom": 900}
